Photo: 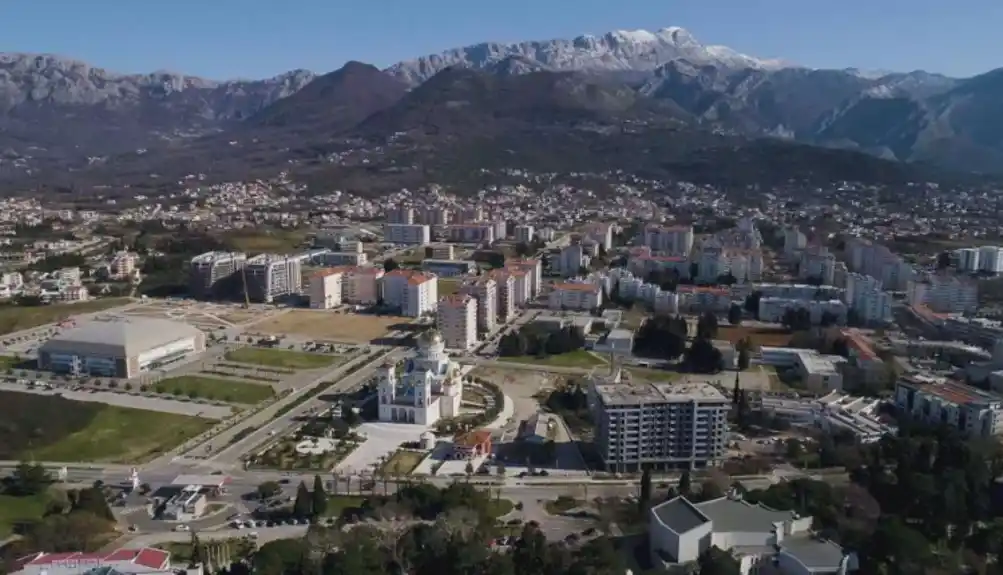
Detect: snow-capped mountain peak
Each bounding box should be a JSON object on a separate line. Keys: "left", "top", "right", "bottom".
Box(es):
{"left": 385, "top": 26, "right": 795, "bottom": 85}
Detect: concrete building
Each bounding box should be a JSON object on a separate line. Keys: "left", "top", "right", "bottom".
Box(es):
{"left": 38, "top": 318, "right": 206, "bottom": 378}
{"left": 424, "top": 243, "right": 455, "bottom": 260}
{"left": 648, "top": 495, "right": 856, "bottom": 574}
{"left": 582, "top": 222, "right": 614, "bottom": 251}
{"left": 488, "top": 269, "right": 516, "bottom": 320}
{"left": 799, "top": 246, "right": 837, "bottom": 285}
{"left": 783, "top": 227, "right": 808, "bottom": 256}
{"left": 894, "top": 375, "right": 1003, "bottom": 437}
{"left": 437, "top": 294, "right": 478, "bottom": 350}
{"left": 309, "top": 268, "right": 344, "bottom": 309}
{"left": 188, "top": 251, "right": 246, "bottom": 300}
{"left": 387, "top": 206, "right": 415, "bottom": 225}
{"left": 376, "top": 331, "right": 462, "bottom": 425}
{"left": 507, "top": 258, "right": 542, "bottom": 298}
{"left": 109, "top": 251, "right": 137, "bottom": 280}
{"left": 676, "top": 286, "right": 732, "bottom": 313}
{"left": 319, "top": 251, "right": 368, "bottom": 267}
{"left": 13, "top": 548, "right": 172, "bottom": 575}
{"left": 549, "top": 282, "right": 602, "bottom": 311}
{"left": 447, "top": 223, "right": 495, "bottom": 244}
{"left": 759, "top": 391, "right": 892, "bottom": 443}
{"left": 758, "top": 297, "right": 848, "bottom": 325}
{"left": 383, "top": 269, "right": 437, "bottom": 317}
{"left": 907, "top": 273, "right": 979, "bottom": 314}
{"left": 955, "top": 247, "right": 981, "bottom": 272}
{"left": 980, "top": 246, "right": 1003, "bottom": 274}
{"left": 341, "top": 266, "right": 384, "bottom": 305}
{"left": 460, "top": 276, "right": 498, "bottom": 333}
{"left": 643, "top": 224, "right": 694, "bottom": 256}
{"left": 845, "top": 273, "right": 892, "bottom": 324}
{"left": 502, "top": 266, "right": 531, "bottom": 307}
{"left": 588, "top": 371, "right": 729, "bottom": 471}
{"left": 245, "top": 254, "right": 302, "bottom": 303}
{"left": 384, "top": 223, "right": 430, "bottom": 245}
{"left": 422, "top": 259, "right": 476, "bottom": 277}
{"left": 161, "top": 485, "right": 207, "bottom": 521}
{"left": 558, "top": 243, "right": 588, "bottom": 277}
{"left": 629, "top": 254, "right": 691, "bottom": 280}
{"left": 418, "top": 207, "right": 450, "bottom": 226}
{"left": 513, "top": 224, "right": 535, "bottom": 244}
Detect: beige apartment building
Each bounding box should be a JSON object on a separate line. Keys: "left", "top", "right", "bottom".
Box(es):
{"left": 437, "top": 294, "right": 478, "bottom": 350}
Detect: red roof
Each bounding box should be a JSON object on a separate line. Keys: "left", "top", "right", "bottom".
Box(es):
{"left": 17, "top": 548, "right": 170, "bottom": 571}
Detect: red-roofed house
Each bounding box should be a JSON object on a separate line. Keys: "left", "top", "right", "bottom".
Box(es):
{"left": 14, "top": 548, "right": 171, "bottom": 575}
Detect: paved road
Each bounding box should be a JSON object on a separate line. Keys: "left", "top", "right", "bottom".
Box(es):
{"left": 120, "top": 525, "right": 309, "bottom": 549}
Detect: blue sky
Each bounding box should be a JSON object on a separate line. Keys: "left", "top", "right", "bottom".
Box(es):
{"left": 1, "top": 0, "right": 998, "bottom": 79}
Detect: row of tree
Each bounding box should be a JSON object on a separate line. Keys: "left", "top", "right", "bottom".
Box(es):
{"left": 498, "top": 325, "right": 586, "bottom": 358}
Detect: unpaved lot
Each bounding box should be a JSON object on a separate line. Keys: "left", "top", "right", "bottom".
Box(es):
{"left": 247, "top": 310, "right": 406, "bottom": 343}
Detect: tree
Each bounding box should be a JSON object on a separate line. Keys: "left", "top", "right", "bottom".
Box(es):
{"left": 311, "top": 475, "right": 328, "bottom": 518}
{"left": 256, "top": 481, "right": 281, "bottom": 500}
{"left": 737, "top": 346, "right": 751, "bottom": 370}
{"left": 514, "top": 242, "right": 532, "bottom": 257}
{"left": 727, "top": 303, "right": 743, "bottom": 325}
{"left": 292, "top": 481, "right": 312, "bottom": 518}
{"left": 744, "top": 290, "right": 762, "bottom": 317}
{"left": 8, "top": 461, "right": 52, "bottom": 496}
{"left": 639, "top": 467, "right": 652, "bottom": 513}
{"left": 188, "top": 531, "right": 206, "bottom": 568}
{"left": 937, "top": 251, "right": 952, "bottom": 269}
{"left": 73, "top": 487, "right": 115, "bottom": 521}
{"left": 697, "top": 547, "right": 740, "bottom": 575}
{"left": 679, "top": 469, "right": 692, "bottom": 496}
{"left": 384, "top": 258, "right": 400, "bottom": 272}
{"left": 696, "top": 311, "right": 719, "bottom": 340}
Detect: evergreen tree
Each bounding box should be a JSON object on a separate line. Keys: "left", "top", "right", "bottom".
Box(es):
{"left": 732, "top": 374, "right": 741, "bottom": 405}
{"left": 679, "top": 469, "right": 692, "bottom": 497}
{"left": 188, "top": 531, "right": 206, "bottom": 568}
{"left": 311, "top": 475, "right": 328, "bottom": 518}
{"left": 293, "top": 481, "right": 312, "bottom": 518}
{"left": 639, "top": 467, "right": 652, "bottom": 514}
{"left": 73, "top": 487, "right": 115, "bottom": 521}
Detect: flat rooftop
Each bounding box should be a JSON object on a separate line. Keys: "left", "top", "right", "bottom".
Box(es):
{"left": 594, "top": 379, "right": 728, "bottom": 406}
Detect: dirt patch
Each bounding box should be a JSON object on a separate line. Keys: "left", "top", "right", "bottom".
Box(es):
{"left": 247, "top": 310, "right": 406, "bottom": 343}
{"left": 472, "top": 366, "right": 571, "bottom": 423}
{"left": 717, "top": 325, "right": 794, "bottom": 347}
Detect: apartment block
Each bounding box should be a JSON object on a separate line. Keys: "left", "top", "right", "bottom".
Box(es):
{"left": 437, "top": 294, "right": 478, "bottom": 350}
{"left": 341, "top": 266, "right": 384, "bottom": 305}
{"left": 979, "top": 246, "right": 1003, "bottom": 273}
{"left": 110, "top": 251, "right": 137, "bottom": 279}
{"left": 845, "top": 238, "right": 913, "bottom": 290}
{"left": 955, "top": 248, "right": 981, "bottom": 272}
{"left": 319, "top": 251, "right": 368, "bottom": 266}
{"left": 503, "top": 267, "right": 531, "bottom": 307}
{"left": 559, "top": 243, "right": 588, "bottom": 277}
{"left": 907, "top": 273, "right": 978, "bottom": 314}
{"left": 488, "top": 269, "right": 516, "bottom": 320}
{"left": 583, "top": 222, "right": 614, "bottom": 251}
{"left": 845, "top": 273, "right": 892, "bottom": 324}
{"left": 513, "top": 224, "right": 535, "bottom": 244}
{"left": 188, "top": 251, "right": 247, "bottom": 300}
{"left": 383, "top": 269, "right": 438, "bottom": 317}
{"left": 629, "top": 254, "right": 690, "bottom": 280}
{"left": 894, "top": 375, "right": 1003, "bottom": 438}
{"left": 506, "top": 258, "right": 542, "bottom": 298}
{"left": 758, "top": 297, "right": 848, "bottom": 325}
{"left": 424, "top": 243, "right": 455, "bottom": 260}
{"left": 548, "top": 282, "right": 602, "bottom": 311}
{"left": 309, "top": 268, "right": 344, "bottom": 309}
{"left": 799, "top": 246, "right": 836, "bottom": 285}
{"left": 460, "top": 277, "right": 498, "bottom": 332}
{"left": 387, "top": 207, "right": 414, "bottom": 225}
{"left": 418, "top": 207, "right": 450, "bottom": 226}
{"left": 643, "top": 224, "right": 694, "bottom": 256}
{"left": 588, "top": 374, "right": 730, "bottom": 471}
{"left": 783, "top": 227, "right": 808, "bottom": 256}
{"left": 384, "top": 223, "right": 430, "bottom": 245}
{"left": 245, "top": 254, "right": 302, "bottom": 303}
{"left": 447, "top": 223, "right": 495, "bottom": 244}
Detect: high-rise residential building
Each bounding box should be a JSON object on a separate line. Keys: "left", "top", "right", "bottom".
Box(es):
{"left": 383, "top": 270, "right": 438, "bottom": 317}
{"left": 384, "top": 223, "right": 430, "bottom": 245}
{"left": 418, "top": 207, "right": 450, "bottom": 226}
{"left": 845, "top": 238, "right": 914, "bottom": 290}
{"left": 110, "top": 251, "right": 137, "bottom": 280}
{"left": 845, "top": 273, "right": 892, "bottom": 324}
{"left": 583, "top": 222, "right": 614, "bottom": 251}
{"left": 514, "top": 225, "right": 535, "bottom": 244}
{"left": 979, "top": 246, "right": 1003, "bottom": 274}
{"left": 907, "top": 273, "right": 979, "bottom": 314}
{"left": 783, "top": 227, "right": 807, "bottom": 256}
{"left": 341, "top": 266, "right": 384, "bottom": 305}
{"left": 559, "top": 243, "right": 587, "bottom": 277}
{"left": 955, "top": 248, "right": 981, "bottom": 272}
{"left": 488, "top": 269, "right": 516, "bottom": 320}
{"left": 309, "top": 268, "right": 344, "bottom": 309}
{"left": 506, "top": 258, "right": 542, "bottom": 298}
{"left": 424, "top": 244, "right": 455, "bottom": 260}
{"left": 587, "top": 371, "right": 730, "bottom": 471}
{"left": 548, "top": 283, "right": 602, "bottom": 311}
{"left": 188, "top": 251, "right": 247, "bottom": 300}
{"left": 245, "top": 254, "right": 302, "bottom": 303}
{"left": 437, "top": 294, "right": 478, "bottom": 350}
{"left": 643, "top": 224, "right": 694, "bottom": 256}
{"left": 799, "top": 246, "right": 836, "bottom": 285}
{"left": 446, "top": 223, "right": 496, "bottom": 244}
{"left": 387, "top": 207, "right": 415, "bottom": 225}
{"left": 457, "top": 207, "right": 484, "bottom": 223}
{"left": 460, "top": 276, "right": 498, "bottom": 333}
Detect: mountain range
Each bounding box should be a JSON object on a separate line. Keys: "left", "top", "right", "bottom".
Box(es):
{"left": 0, "top": 26, "right": 1001, "bottom": 191}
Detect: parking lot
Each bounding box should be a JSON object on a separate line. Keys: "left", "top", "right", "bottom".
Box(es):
{"left": 334, "top": 422, "right": 428, "bottom": 475}
{"left": 0, "top": 381, "right": 235, "bottom": 419}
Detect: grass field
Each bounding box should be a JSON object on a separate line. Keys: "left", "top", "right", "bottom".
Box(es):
{"left": 0, "top": 493, "right": 47, "bottom": 537}
{"left": 624, "top": 367, "right": 681, "bottom": 382}
{"left": 324, "top": 495, "right": 368, "bottom": 517}
{"left": 27, "top": 405, "right": 213, "bottom": 463}
{"left": 438, "top": 278, "right": 462, "bottom": 297}
{"left": 0, "top": 298, "right": 132, "bottom": 336}
{"left": 225, "top": 347, "right": 339, "bottom": 370}
{"left": 379, "top": 450, "right": 425, "bottom": 476}
{"left": 153, "top": 375, "right": 274, "bottom": 404}
{"left": 220, "top": 229, "right": 309, "bottom": 254}
{"left": 250, "top": 309, "right": 404, "bottom": 343}
{"left": 717, "top": 325, "right": 794, "bottom": 347}
{"left": 499, "top": 350, "right": 607, "bottom": 368}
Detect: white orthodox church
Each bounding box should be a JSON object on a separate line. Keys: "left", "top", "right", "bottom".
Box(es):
{"left": 377, "top": 330, "right": 463, "bottom": 426}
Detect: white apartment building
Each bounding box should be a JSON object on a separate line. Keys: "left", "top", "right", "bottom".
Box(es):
{"left": 548, "top": 282, "right": 602, "bottom": 311}
{"left": 559, "top": 243, "right": 588, "bottom": 277}
{"left": 384, "top": 223, "right": 430, "bottom": 245}
{"left": 799, "top": 246, "right": 836, "bottom": 285}
{"left": 54, "top": 284, "right": 89, "bottom": 303}
{"left": 980, "top": 246, "right": 1003, "bottom": 274}
{"left": 676, "top": 286, "right": 732, "bottom": 313}
{"left": 446, "top": 223, "right": 495, "bottom": 244}
{"left": 488, "top": 269, "right": 516, "bottom": 320}
{"left": 750, "top": 283, "right": 842, "bottom": 300}
{"left": 383, "top": 269, "right": 438, "bottom": 317}
{"left": 188, "top": 251, "right": 247, "bottom": 300}
{"left": 1, "top": 272, "right": 23, "bottom": 289}
{"left": 643, "top": 224, "right": 694, "bottom": 256}
{"left": 894, "top": 375, "right": 1003, "bottom": 438}
{"left": 503, "top": 267, "right": 531, "bottom": 307}
{"left": 588, "top": 373, "right": 730, "bottom": 471}
{"left": 436, "top": 294, "right": 478, "bottom": 350}
{"left": 309, "top": 268, "right": 343, "bottom": 309}
{"left": 583, "top": 222, "right": 614, "bottom": 251}
{"left": 758, "top": 297, "right": 848, "bottom": 325}
{"left": 418, "top": 207, "right": 450, "bottom": 226}
{"left": 320, "top": 251, "right": 368, "bottom": 266}
{"left": 110, "top": 251, "right": 137, "bottom": 279}
{"left": 628, "top": 254, "right": 690, "bottom": 280}
{"left": 845, "top": 273, "right": 892, "bottom": 324}
{"left": 845, "top": 238, "right": 913, "bottom": 290}
{"left": 956, "top": 247, "right": 981, "bottom": 272}
{"left": 459, "top": 277, "right": 498, "bottom": 332}
{"left": 513, "top": 225, "right": 535, "bottom": 244}
{"left": 507, "top": 258, "right": 542, "bottom": 298}
{"left": 245, "top": 254, "right": 302, "bottom": 303}
{"left": 387, "top": 207, "right": 415, "bottom": 224}
{"left": 341, "top": 266, "right": 384, "bottom": 305}
{"left": 783, "top": 227, "right": 807, "bottom": 256}
{"left": 425, "top": 243, "right": 455, "bottom": 260}
{"left": 907, "top": 273, "right": 978, "bottom": 314}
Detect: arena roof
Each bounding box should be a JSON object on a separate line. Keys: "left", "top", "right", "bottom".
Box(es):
{"left": 39, "top": 317, "right": 202, "bottom": 358}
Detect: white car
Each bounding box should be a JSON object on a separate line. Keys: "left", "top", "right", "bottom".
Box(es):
{"left": 174, "top": 524, "right": 190, "bottom": 532}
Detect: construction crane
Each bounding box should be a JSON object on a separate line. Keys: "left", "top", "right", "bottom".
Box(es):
{"left": 240, "top": 266, "right": 250, "bottom": 309}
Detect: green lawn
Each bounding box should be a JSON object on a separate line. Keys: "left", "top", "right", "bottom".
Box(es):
{"left": 153, "top": 375, "right": 274, "bottom": 404}
{"left": 30, "top": 407, "right": 214, "bottom": 463}
{"left": 0, "top": 297, "right": 132, "bottom": 336}
{"left": 624, "top": 367, "right": 682, "bottom": 382}
{"left": 499, "top": 350, "right": 606, "bottom": 368}
{"left": 379, "top": 450, "right": 425, "bottom": 475}
{"left": 225, "top": 347, "right": 339, "bottom": 370}
{"left": 324, "top": 495, "right": 368, "bottom": 517}
{"left": 0, "top": 494, "right": 47, "bottom": 537}
{"left": 437, "top": 278, "right": 462, "bottom": 297}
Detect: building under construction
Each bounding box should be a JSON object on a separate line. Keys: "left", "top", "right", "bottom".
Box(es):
{"left": 188, "top": 251, "right": 247, "bottom": 300}
{"left": 245, "top": 254, "right": 302, "bottom": 303}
